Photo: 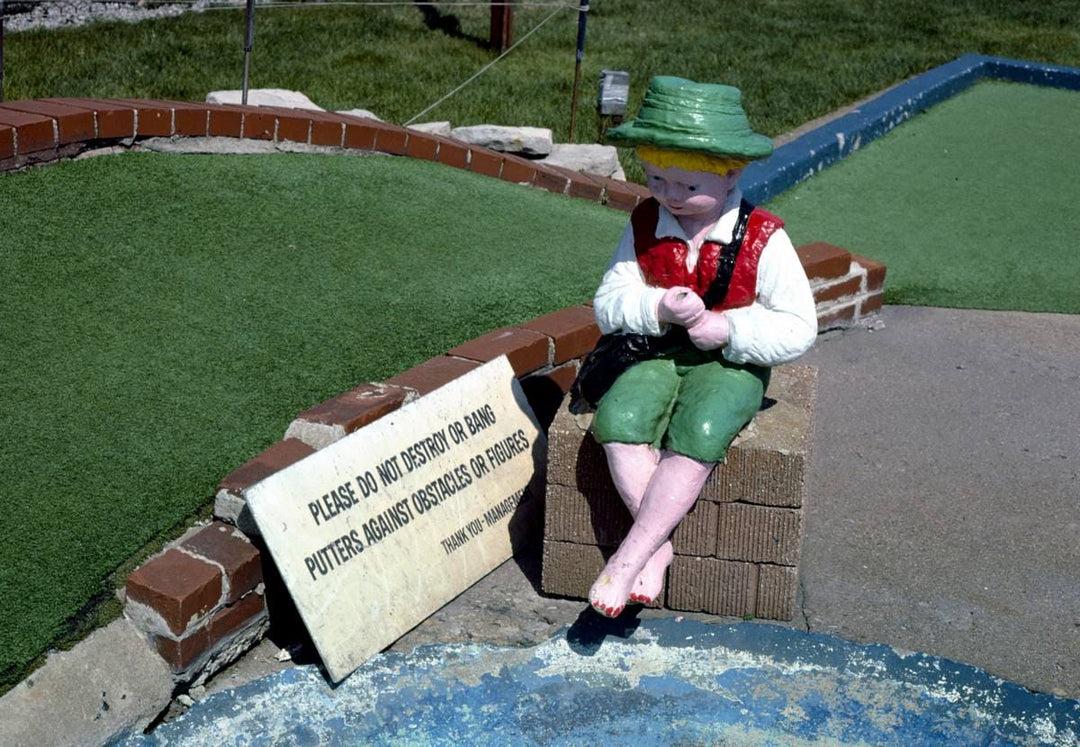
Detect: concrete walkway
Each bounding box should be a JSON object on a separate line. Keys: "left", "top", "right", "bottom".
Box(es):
{"left": 799, "top": 306, "right": 1080, "bottom": 699}
{"left": 121, "top": 304, "right": 1080, "bottom": 743}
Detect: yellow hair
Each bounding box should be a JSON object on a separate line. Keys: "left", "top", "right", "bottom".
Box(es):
{"left": 636, "top": 145, "right": 750, "bottom": 176}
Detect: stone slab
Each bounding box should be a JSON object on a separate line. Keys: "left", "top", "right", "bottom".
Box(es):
{"left": 206, "top": 89, "right": 324, "bottom": 111}
{"left": 0, "top": 619, "right": 173, "bottom": 746}
{"left": 245, "top": 356, "right": 546, "bottom": 682}
{"left": 450, "top": 124, "right": 553, "bottom": 156}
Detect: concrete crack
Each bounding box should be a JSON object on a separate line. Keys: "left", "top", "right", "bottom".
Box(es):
{"left": 798, "top": 576, "right": 812, "bottom": 633}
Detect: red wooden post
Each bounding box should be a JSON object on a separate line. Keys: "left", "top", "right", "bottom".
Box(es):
{"left": 490, "top": 1, "right": 514, "bottom": 53}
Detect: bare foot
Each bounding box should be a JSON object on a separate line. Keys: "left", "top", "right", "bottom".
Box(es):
{"left": 629, "top": 541, "right": 673, "bottom": 605}
{"left": 588, "top": 559, "right": 638, "bottom": 618}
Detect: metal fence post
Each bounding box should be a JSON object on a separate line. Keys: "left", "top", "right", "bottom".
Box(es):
{"left": 568, "top": 0, "right": 588, "bottom": 141}
{"left": 242, "top": 0, "right": 256, "bottom": 105}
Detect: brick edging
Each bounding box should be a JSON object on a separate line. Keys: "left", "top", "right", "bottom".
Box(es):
{"left": 0, "top": 97, "right": 652, "bottom": 212}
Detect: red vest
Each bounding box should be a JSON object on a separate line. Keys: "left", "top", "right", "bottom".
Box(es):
{"left": 631, "top": 198, "right": 782, "bottom": 311}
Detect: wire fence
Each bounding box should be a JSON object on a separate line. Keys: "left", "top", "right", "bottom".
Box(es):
{"left": 1, "top": 0, "right": 593, "bottom": 133}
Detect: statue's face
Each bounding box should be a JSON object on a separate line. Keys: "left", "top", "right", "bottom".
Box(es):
{"left": 642, "top": 162, "right": 741, "bottom": 221}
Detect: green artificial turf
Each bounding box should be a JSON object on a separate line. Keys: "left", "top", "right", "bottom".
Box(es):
{"left": 5, "top": 0, "right": 1080, "bottom": 182}
{"left": 765, "top": 81, "right": 1080, "bottom": 313}
{"left": 0, "top": 151, "right": 625, "bottom": 689}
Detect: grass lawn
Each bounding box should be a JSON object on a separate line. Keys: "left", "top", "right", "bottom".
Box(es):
{"left": 765, "top": 81, "right": 1080, "bottom": 313}
{"left": 0, "top": 151, "right": 625, "bottom": 691}
{"left": 6, "top": 0, "right": 1080, "bottom": 179}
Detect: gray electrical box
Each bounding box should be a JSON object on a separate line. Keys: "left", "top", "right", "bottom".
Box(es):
{"left": 597, "top": 70, "right": 630, "bottom": 117}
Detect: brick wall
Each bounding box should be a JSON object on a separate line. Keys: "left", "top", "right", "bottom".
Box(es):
{"left": 1, "top": 97, "right": 886, "bottom": 682}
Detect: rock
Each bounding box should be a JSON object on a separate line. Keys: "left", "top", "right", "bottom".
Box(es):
{"left": 206, "top": 89, "right": 324, "bottom": 111}
{"left": 449, "top": 125, "right": 553, "bottom": 157}
{"left": 540, "top": 143, "right": 626, "bottom": 180}
{"left": 0, "top": 619, "right": 173, "bottom": 746}
{"left": 408, "top": 121, "right": 452, "bottom": 138}
{"left": 336, "top": 109, "right": 384, "bottom": 122}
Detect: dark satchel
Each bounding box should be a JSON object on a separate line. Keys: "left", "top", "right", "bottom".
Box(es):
{"left": 569, "top": 333, "right": 658, "bottom": 414}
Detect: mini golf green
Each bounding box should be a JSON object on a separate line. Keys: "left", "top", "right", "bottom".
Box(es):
{"left": 766, "top": 80, "right": 1080, "bottom": 313}
{"left": 0, "top": 151, "right": 625, "bottom": 690}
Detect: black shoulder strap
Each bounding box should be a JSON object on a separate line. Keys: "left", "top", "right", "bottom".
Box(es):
{"left": 701, "top": 200, "right": 754, "bottom": 310}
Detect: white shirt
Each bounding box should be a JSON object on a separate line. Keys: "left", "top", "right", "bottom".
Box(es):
{"left": 593, "top": 188, "right": 817, "bottom": 367}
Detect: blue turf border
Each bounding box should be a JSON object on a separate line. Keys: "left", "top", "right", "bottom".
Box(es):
{"left": 740, "top": 54, "right": 1080, "bottom": 204}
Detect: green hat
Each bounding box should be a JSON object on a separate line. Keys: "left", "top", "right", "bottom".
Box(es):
{"left": 605, "top": 76, "right": 773, "bottom": 160}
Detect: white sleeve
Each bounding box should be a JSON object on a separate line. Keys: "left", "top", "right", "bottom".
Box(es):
{"left": 593, "top": 223, "right": 667, "bottom": 336}
{"left": 723, "top": 228, "right": 817, "bottom": 366}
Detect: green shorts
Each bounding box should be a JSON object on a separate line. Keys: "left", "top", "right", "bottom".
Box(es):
{"left": 590, "top": 347, "right": 768, "bottom": 463}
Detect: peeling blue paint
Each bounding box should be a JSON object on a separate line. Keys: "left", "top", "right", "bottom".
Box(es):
{"left": 740, "top": 55, "right": 1080, "bottom": 204}
{"left": 116, "top": 618, "right": 1079, "bottom": 745}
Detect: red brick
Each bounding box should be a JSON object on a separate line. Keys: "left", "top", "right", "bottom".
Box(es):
{"left": 42, "top": 98, "right": 135, "bottom": 139}
{"left": 384, "top": 356, "right": 482, "bottom": 396}
{"left": 468, "top": 148, "right": 503, "bottom": 178}
{"left": 0, "top": 126, "right": 13, "bottom": 160}
{"left": 293, "top": 383, "right": 407, "bottom": 434}
{"left": 1, "top": 101, "right": 94, "bottom": 145}
{"left": 146, "top": 100, "right": 211, "bottom": 137}
{"left": 310, "top": 116, "right": 345, "bottom": 147}
{"left": 447, "top": 327, "right": 550, "bottom": 375}
{"left": 180, "top": 522, "right": 263, "bottom": 603}
{"left": 404, "top": 130, "right": 440, "bottom": 161}
{"left": 207, "top": 105, "right": 244, "bottom": 138}
{"left": 154, "top": 626, "right": 211, "bottom": 673}
{"left": 862, "top": 291, "right": 885, "bottom": 315}
{"left": 274, "top": 113, "right": 310, "bottom": 143}
{"left": 206, "top": 591, "right": 266, "bottom": 644}
{"left": 499, "top": 154, "right": 537, "bottom": 186}
{"left": 594, "top": 177, "right": 641, "bottom": 212}
{"left": 533, "top": 166, "right": 570, "bottom": 195}
{"left": 374, "top": 125, "right": 408, "bottom": 155}
{"left": 528, "top": 361, "right": 578, "bottom": 395}
{"left": 796, "top": 242, "right": 851, "bottom": 280}
{"left": 218, "top": 438, "right": 315, "bottom": 496}
{"left": 520, "top": 305, "right": 600, "bottom": 365}
{"left": 812, "top": 275, "right": 861, "bottom": 305}
{"left": 817, "top": 301, "right": 857, "bottom": 329}
{"left": 126, "top": 549, "right": 223, "bottom": 635}
{"left": 853, "top": 254, "right": 887, "bottom": 292}
{"left": 435, "top": 137, "right": 469, "bottom": 170}
{"left": 547, "top": 166, "right": 605, "bottom": 202}
{"left": 0, "top": 107, "right": 55, "bottom": 154}
{"left": 102, "top": 98, "right": 173, "bottom": 137}
{"left": 241, "top": 109, "right": 277, "bottom": 140}
{"left": 343, "top": 120, "right": 383, "bottom": 150}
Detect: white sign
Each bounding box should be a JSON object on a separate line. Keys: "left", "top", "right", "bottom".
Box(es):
{"left": 245, "top": 356, "right": 545, "bottom": 682}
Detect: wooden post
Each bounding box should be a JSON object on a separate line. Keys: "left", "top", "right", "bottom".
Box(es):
{"left": 489, "top": 1, "right": 513, "bottom": 53}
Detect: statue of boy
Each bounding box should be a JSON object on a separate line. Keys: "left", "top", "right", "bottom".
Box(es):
{"left": 577, "top": 76, "right": 817, "bottom": 617}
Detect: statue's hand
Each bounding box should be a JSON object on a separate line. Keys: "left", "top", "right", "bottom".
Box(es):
{"left": 657, "top": 287, "right": 705, "bottom": 327}
{"left": 687, "top": 310, "right": 730, "bottom": 350}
